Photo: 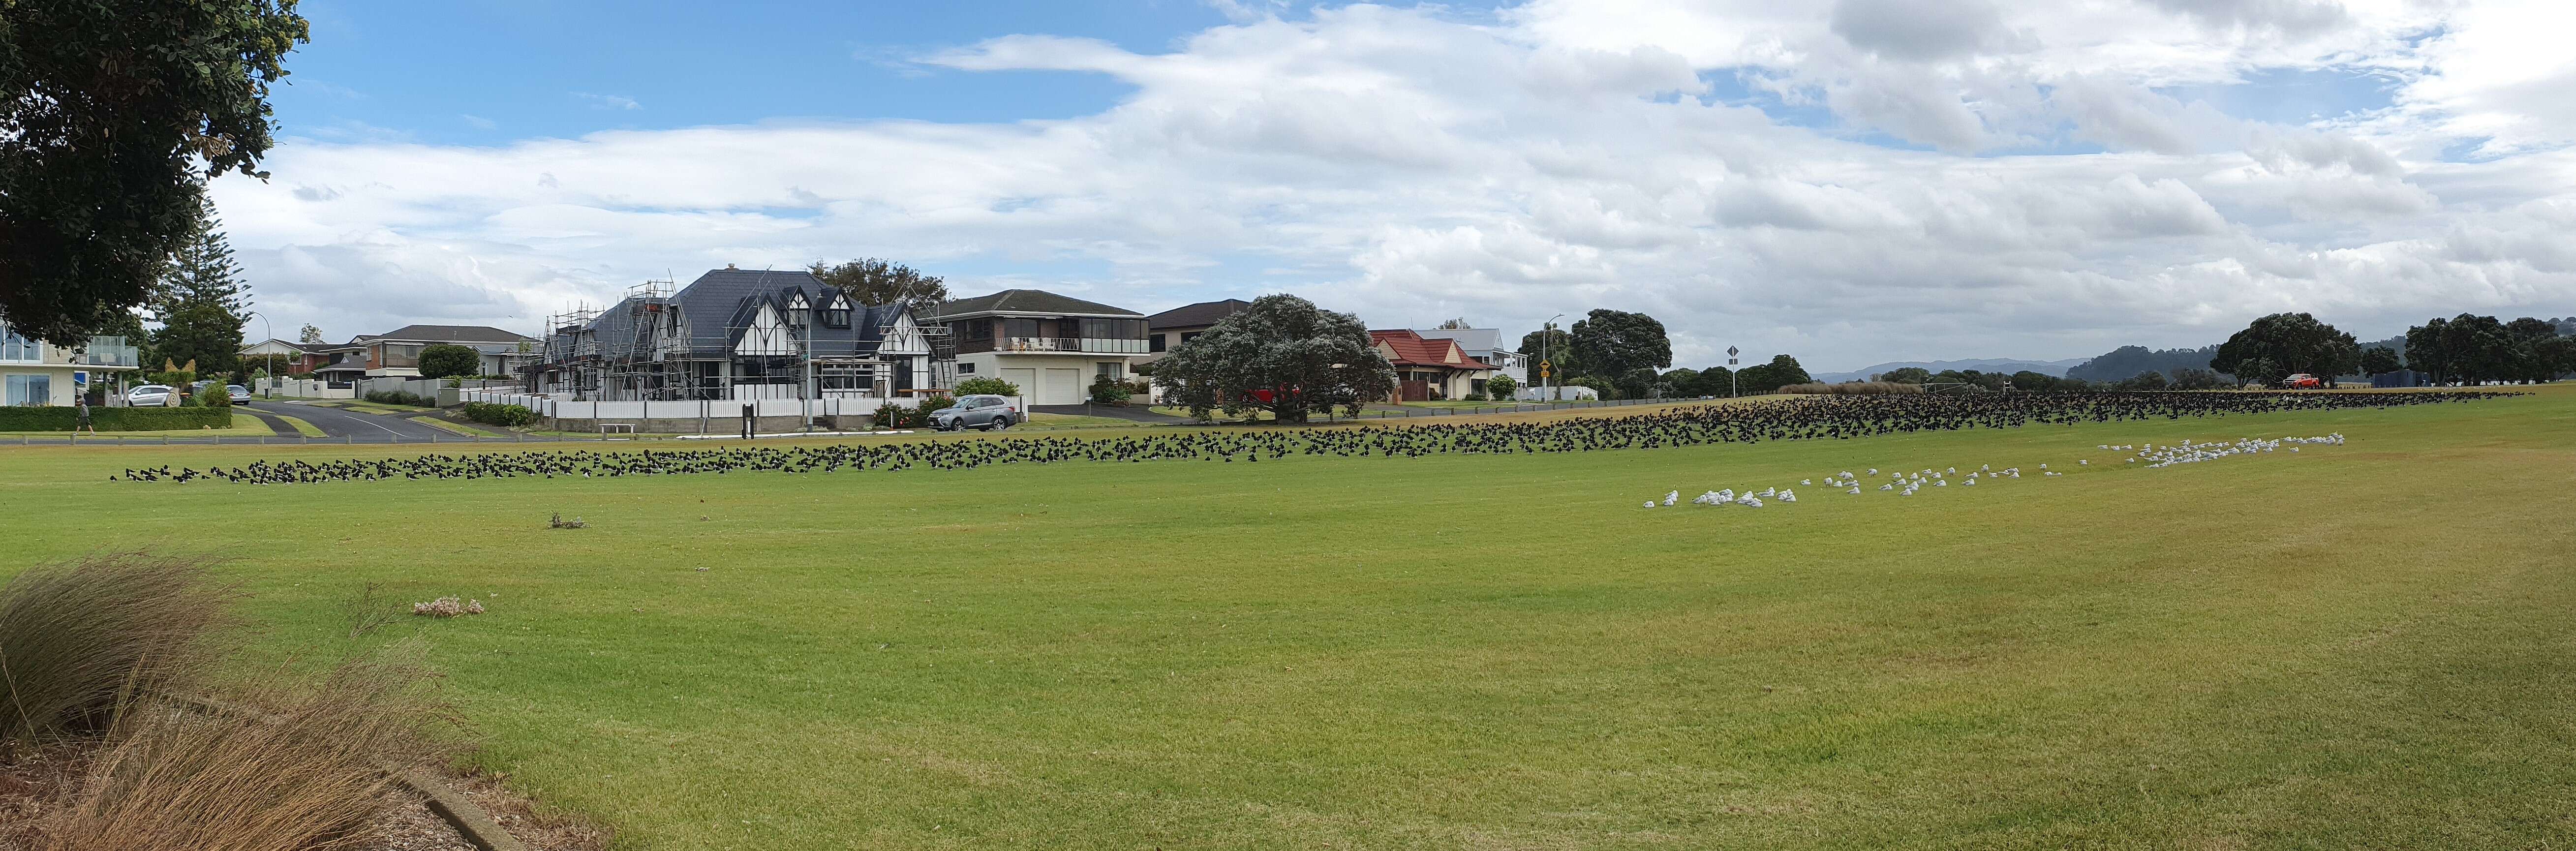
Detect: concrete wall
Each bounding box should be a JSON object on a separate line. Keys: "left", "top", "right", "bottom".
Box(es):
{"left": 460, "top": 390, "right": 1015, "bottom": 433}
{"left": 959, "top": 352, "right": 1131, "bottom": 404}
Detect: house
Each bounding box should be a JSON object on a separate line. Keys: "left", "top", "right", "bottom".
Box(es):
{"left": 1141, "top": 298, "right": 1251, "bottom": 363}
{"left": 239, "top": 338, "right": 324, "bottom": 375}
{"left": 529, "top": 266, "right": 936, "bottom": 400}
{"left": 926, "top": 289, "right": 1150, "bottom": 405}
{"left": 1369, "top": 329, "right": 1496, "bottom": 402}
{"left": 308, "top": 325, "right": 539, "bottom": 382}
{"left": 0, "top": 320, "right": 140, "bottom": 405}
{"left": 1412, "top": 327, "right": 1526, "bottom": 393}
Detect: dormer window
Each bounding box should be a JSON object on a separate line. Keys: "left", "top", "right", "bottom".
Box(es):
{"left": 823, "top": 294, "right": 853, "bottom": 328}
{"left": 785, "top": 292, "right": 810, "bottom": 327}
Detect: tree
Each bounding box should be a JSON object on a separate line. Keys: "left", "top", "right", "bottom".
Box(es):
{"left": 149, "top": 301, "right": 243, "bottom": 379}
{"left": 2170, "top": 368, "right": 2223, "bottom": 390}
{"left": 1518, "top": 327, "right": 1579, "bottom": 383}
{"left": 2210, "top": 312, "right": 2361, "bottom": 388}
{"left": 2117, "top": 370, "right": 2169, "bottom": 391}
{"left": 1568, "top": 310, "right": 1671, "bottom": 380}
{"left": 153, "top": 197, "right": 252, "bottom": 323}
{"left": 417, "top": 344, "right": 480, "bottom": 379}
{"left": 1150, "top": 294, "right": 1394, "bottom": 424}
{"left": 1660, "top": 367, "right": 1700, "bottom": 396}
{"left": 1873, "top": 366, "right": 1933, "bottom": 384}
{"left": 0, "top": 1, "right": 309, "bottom": 345}
{"left": 1483, "top": 373, "right": 1516, "bottom": 400}
{"left": 2235, "top": 358, "right": 2279, "bottom": 387}
{"left": 2409, "top": 314, "right": 2517, "bottom": 385}
{"left": 2010, "top": 370, "right": 2060, "bottom": 391}
{"left": 1735, "top": 355, "right": 1813, "bottom": 393}
{"left": 1686, "top": 366, "right": 1735, "bottom": 397}
{"left": 2359, "top": 346, "right": 2402, "bottom": 376}
{"left": 1433, "top": 317, "right": 1469, "bottom": 330}
{"left": 807, "top": 259, "right": 949, "bottom": 314}
{"left": 299, "top": 323, "right": 325, "bottom": 345}
{"left": 2506, "top": 317, "right": 2561, "bottom": 383}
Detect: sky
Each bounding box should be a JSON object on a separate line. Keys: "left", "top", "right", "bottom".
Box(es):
{"left": 215, "top": 0, "right": 2576, "bottom": 372}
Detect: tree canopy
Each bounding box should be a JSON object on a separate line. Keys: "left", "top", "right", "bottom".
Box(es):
{"left": 417, "top": 344, "right": 481, "bottom": 379}
{"left": 1735, "top": 355, "right": 1813, "bottom": 393}
{"left": 1517, "top": 327, "right": 1578, "bottom": 382}
{"left": 2359, "top": 346, "right": 2402, "bottom": 376}
{"left": 0, "top": 0, "right": 309, "bottom": 344}
{"left": 807, "top": 259, "right": 948, "bottom": 314}
{"left": 2210, "top": 312, "right": 2361, "bottom": 387}
{"left": 1150, "top": 294, "right": 1394, "bottom": 424}
{"left": 1568, "top": 309, "right": 1671, "bottom": 379}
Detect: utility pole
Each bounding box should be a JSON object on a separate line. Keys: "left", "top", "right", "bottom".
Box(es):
{"left": 1540, "top": 313, "right": 1562, "bottom": 402}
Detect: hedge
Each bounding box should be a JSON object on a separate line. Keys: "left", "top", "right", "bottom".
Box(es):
{"left": 0, "top": 406, "right": 232, "bottom": 432}
{"left": 460, "top": 401, "right": 539, "bottom": 427}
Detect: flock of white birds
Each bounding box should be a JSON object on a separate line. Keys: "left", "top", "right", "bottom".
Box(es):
{"left": 1643, "top": 433, "right": 2348, "bottom": 510}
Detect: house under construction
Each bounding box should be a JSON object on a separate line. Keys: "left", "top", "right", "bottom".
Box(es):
{"left": 526, "top": 266, "right": 949, "bottom": 400}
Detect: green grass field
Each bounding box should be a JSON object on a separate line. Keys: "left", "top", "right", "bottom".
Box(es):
{"left": 4, "top": 387, "right": 2573, "bottom": 850}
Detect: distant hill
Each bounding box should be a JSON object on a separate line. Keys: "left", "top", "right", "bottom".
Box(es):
{"left": 1811, "top": 357, "right": 2090, "bottom": 384}
{"left": 2064, "top": 345, "right": 2223, "bottom": 383}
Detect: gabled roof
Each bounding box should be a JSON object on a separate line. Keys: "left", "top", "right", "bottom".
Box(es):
{"left": 1370, "top": 329, "right": 1495, "bottom": 370}
{"left": 1146, "top": 299, "right": 1252, "bottom": 330}
{"left": 373, "top": 324, "right": 534, "bottom": 344}
{"left": 646, "top": 267, "right": 910, "bottom": 358}
{"left": 930, "top": 289, "right": 1141, "bottom": 319}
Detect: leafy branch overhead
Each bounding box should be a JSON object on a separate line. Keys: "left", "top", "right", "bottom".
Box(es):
{"left": 0, "top": 0, "right": 310, "bottom": 344}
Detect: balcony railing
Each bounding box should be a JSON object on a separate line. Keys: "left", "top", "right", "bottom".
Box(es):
{"left": 76, "top": 338, "right": 139, "bottom": 367}
{"left": 997, "top": 336, "right": 1149, "bottom": 354}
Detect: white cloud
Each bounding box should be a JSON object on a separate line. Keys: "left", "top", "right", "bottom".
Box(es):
{"left": 574, "top": 92, "right": 642, "bottom": 111}
{"left": 213, "top": 1, "right": 2576, "bottom": 370}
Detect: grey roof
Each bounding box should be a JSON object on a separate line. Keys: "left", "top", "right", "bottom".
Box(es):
{"left": 594, "top": 268, "right": 909, "bottom": 359}
{"left": 372, "top": 324, "right": 535, "bottom": 344}
{"left": 1414, "top": 328, "right": 1511, "bottom": 354}
{"left": 1146, "top": 299, "right": 1251, "bottom": 330}
{"left": 929, "top": 289, "right": 1141, "bottom": 319}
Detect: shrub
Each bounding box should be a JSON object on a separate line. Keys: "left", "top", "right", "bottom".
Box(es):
{"left": 195, "top": 385, "right": 231, "bottom": 408}
{"left": 49, "top": 645, "right": 451, "bottom": 851}
{"left": 954, "top": 376, "right": 1020, "bottom": 397}
{"left": 416, "top": 344, "right": 481, "bottom": 379}
{"left": 1484, "top": 374, "right": 1517, "bottom": 399}
{"left": 872, "top": 395, "right": 953, "bottom": 429}
{"left": 0, "top": 551, "right": 234, "bottom": 744}
{"left": 1463, "top": 392, "right": 1488, "bottom": 401}
{"left": 460, "top": 401, "right": 538, "bottom": 427}
{"left": 1089, "top": 374, "right": 1133, "bottom": 406}
{"left": 363, "top": 390, "right": 433, "bottom": 407}
{"left": 1779, "top": 381, "right": 1928, "bottom": 395}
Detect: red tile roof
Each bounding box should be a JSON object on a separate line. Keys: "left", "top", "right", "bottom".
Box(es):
{"left": 1369, "top": 329, "right": 1496, "bottom": 370}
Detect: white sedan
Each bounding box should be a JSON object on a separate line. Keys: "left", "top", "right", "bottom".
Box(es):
{"left": 124, "top": 384, "right": 176, "bottom": 406}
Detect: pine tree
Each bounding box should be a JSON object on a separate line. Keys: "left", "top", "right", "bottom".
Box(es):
{"left": 147, "top": 196, "right": 250, "bottom": 376}
{"left": 153, "top": 196, "right": 251, "bottom": 321}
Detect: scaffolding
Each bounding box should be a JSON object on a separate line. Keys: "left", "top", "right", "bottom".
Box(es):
{"left": 600, "top": 278, "right": 690, "bottom": 400}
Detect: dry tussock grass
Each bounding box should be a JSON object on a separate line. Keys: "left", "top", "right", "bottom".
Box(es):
{"left": 0, "top": 551, "right": 235, "bottom": 745}
{"left": 42, "top": 644, "right": 452, "bottom": 851}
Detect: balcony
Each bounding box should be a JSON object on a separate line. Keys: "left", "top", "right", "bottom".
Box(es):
{"left": 996, "top": 336, "right": 1149, "bottom": 355}
{"left": 76, "top": 336, "right": 139, "bottom": 368}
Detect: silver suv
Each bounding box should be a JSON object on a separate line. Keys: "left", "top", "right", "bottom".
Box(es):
{"left": 930, "top": 395, "right": 1019, "bottom": 431}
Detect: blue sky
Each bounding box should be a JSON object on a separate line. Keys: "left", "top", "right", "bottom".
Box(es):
{"left": 220, "top": 0, "right": 2576, "bottom": 371}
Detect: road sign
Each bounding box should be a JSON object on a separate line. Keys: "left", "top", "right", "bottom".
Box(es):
{"left": 1727, "top": 345, "right": 1739, "bottom": 367}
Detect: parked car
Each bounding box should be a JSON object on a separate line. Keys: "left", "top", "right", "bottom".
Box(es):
{"left": 125, "top": 384, "right": 176, "bottom": 406}
{"left": 930, "top": 395, "right": 1019, "bottom": 431}
{"left": 226, "top": 384, "right": 251, "bottom": 404}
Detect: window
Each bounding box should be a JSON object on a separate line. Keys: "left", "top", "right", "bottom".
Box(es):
{"left": 785, "top": 293, "right": 810, "bottom": 327}
{"left": 4, "top": 373, "right": 50, "bottom": 405}
{"left": 1180, "top": 332, "right": 1202, "bottom": 344}
{"left": 957, "top": 362, "right": 977, "bottom": 373}
{"left": 824, "top": 295, "right": 853, "bottom": 328}
{"left": 1096, "top": 362, "right": 1124, "bottom": 380}
{"left": 1150, "top": 334, "right": 1167, "bottom": 353}
{"left": 1078, "top": 318, "right": 1146, "bottom": 340}
{"left": 2, "top": 325, "right": 43, "bottom": 362}
{"left": 960, "top": 319, "right": 993, "bottom": 342}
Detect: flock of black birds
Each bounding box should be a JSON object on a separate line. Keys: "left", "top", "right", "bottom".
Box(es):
{"left": 117, "top": 390, "right": 2516, "bottom": 486}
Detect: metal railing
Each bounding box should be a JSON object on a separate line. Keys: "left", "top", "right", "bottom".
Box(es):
{"left": 997, "top": 337, "right": 1149, "bottom": 354}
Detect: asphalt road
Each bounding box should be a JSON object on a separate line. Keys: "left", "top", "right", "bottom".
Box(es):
{"left": 250, "top": 400, "right": 458, "bottom": 441}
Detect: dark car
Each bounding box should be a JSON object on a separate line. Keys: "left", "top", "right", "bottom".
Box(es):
{"left": 930, "top": 395, "right": 1019, "bottom": 431}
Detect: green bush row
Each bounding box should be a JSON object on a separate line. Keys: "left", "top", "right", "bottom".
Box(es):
{"left": 873, "top": 395, "right": 955, "bottom": 429}
{"left": 460, "top": 401, "right": 539, "bottom": 427}
{"left": 0, "top": 406, "right": 231, "bottom": 432}
{"left": 363, "top": 390, "right": 433, "bottom": 407}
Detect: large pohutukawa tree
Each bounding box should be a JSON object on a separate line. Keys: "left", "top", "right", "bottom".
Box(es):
{"left": 2210, "top": 312, "right": 2362, "bottom": 387}
{"left": 0, "top": 0, "right": 309, "bottom": 345}
{"left": 1151, "top": 294, "right": 1394, "bottom": 424}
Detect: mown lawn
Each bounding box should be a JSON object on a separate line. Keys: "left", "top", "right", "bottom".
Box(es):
{"left": 3, "top": 387, "right": 2573, "bottom": 850}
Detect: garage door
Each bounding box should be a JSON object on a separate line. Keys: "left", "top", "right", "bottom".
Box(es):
{"left": 1042, "top": 368, "right": 1081, "bottom": 404}
{"left": 1000, "top": 368, "right": 1038, "bottom": 399}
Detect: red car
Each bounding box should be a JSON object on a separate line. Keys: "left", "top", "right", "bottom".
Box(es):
{"left": 2278, "top": 373, "right": 2323, "bottom": 389}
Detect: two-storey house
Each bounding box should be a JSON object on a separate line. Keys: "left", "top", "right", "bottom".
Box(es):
{"left": 928, "top": 290, "right": 1150, "bottom": 405}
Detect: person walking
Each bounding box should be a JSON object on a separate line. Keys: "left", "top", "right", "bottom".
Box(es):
{"left": 75, "top": 395, "right": 96, "bottom": 435}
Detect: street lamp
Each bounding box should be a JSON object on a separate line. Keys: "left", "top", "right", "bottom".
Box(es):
{"left": 1540, "top": 313, "right": 1563, "bottom": 402}
{"left": 244, "top": 310, "right": 276, "bottom": 397}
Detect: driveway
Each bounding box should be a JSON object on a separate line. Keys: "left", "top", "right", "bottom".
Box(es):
{"left": 250, "top": 400, "right": 460, "bottom": 442}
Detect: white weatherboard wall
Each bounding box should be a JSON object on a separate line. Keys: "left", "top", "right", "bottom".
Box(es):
{"left": 960, "top": 352, "right": 1122, "bottom": 404}
{"left": 458, "top": 391, "right": 1024, "bottom": 422}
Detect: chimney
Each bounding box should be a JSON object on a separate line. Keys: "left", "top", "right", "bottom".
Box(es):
{"left": 726, "top": 263, "right": 737, "bottom": 270}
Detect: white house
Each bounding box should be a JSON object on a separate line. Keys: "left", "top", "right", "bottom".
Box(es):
{"left": 0, "top": 321, "right": 140, "bottom": 405}
{"left": 926, "top": 289, "right": 1151, "bottom": 405}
